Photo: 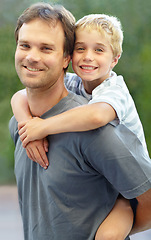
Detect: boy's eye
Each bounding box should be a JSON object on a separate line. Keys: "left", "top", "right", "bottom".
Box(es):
{"left": 75, "top": 47, "right": 85, "bottom": 52}
{"left": 95, "top": 48, "right": 103, "bottom": 53}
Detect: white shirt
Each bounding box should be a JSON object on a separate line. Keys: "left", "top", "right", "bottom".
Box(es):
{"left": 64, "top": 71, "right": 149, "bottom": 156}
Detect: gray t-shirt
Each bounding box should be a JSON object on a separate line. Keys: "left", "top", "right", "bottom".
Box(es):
{"left": 9, "top": 92, "right": 151, "bottom": 240}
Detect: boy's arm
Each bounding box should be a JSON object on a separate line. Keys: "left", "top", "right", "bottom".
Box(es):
{"left": 18, "top": 102, "right": 116, "bottom": 147}
{"left": 11, "top": 89, "right": 49, "bottom": 168}
{"left": 11, "top": 89, "right": 32, "bottom": 122}
{"left": 12, "top": 90, "right": 116, "bottom": 168}
{"left": 95, "top": 197, "right": 133, "bottom": 240}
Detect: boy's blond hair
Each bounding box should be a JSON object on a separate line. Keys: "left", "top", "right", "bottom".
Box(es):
{"left": 75, "top": 14, "right": 123, "bottom": 58}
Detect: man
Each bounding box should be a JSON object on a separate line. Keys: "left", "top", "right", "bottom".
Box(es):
{"left": 9, "top": 2, "right": 151, "bottom": 240}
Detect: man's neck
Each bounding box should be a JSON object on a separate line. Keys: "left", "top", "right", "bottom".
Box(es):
{"left": 26, "top": 82, "right": 68, "bottom": 117}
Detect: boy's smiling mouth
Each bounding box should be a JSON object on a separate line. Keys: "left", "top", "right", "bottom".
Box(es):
{"left": 80, "top": 65, "right": 97, "bottom": 70}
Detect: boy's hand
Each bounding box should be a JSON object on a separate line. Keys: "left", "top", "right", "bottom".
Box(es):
{"left": 18, "top": 117, "right": 46, "bottom": 147}
{"left": 25, "top": 139, "right": 49, "bottom": 169}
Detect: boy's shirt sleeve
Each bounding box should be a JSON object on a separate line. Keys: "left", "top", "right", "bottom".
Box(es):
{"left": 64, "top": 73, "right": 91, "bottom": 100}
{"left": 89, "top": 73, "right": 129, "bottom": 125}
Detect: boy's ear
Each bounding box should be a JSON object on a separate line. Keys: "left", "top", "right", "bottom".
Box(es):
{"left": 111, "top": 54, "right": 120, "bottom": 69}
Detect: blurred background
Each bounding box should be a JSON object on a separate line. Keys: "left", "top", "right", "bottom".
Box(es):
{"left": 0, "top": 0, "right": 151, "bottom": 239}
{"left": 0, "top": 0, "right": 151, "bottom": 185}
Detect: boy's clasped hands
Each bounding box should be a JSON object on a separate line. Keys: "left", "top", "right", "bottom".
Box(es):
{"left": 18, "top": 117, "right": 49, "bottom": 169}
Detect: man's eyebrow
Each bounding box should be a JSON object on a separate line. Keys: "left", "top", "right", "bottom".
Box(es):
{"left": 40, "top": 42, "right": 56, "bottom": 48}
{"left": 41, "top": 43, "right": 54, "bottom": 46}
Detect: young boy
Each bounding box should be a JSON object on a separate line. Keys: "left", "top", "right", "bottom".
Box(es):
{"left": 11, "top": 13, "right": 149, "bottom": 239}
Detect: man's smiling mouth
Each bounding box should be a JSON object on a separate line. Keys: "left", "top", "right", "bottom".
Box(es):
{"left": 24, "top": 66, "right": 43, "bottom": 72}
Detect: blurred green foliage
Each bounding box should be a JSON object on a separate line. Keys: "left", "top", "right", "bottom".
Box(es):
{"left": 0, "top": 0, "right": 151, "bottom": 184}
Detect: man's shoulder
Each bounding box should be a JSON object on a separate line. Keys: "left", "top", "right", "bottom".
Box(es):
{"left": 42, "top": 91, "right": 88, "bottom": 119}
{"left": 68, "top": 91, "right": 88, "bottom": 106}
{"left": 9, "top": 116, "right": 19, "bottom": 144}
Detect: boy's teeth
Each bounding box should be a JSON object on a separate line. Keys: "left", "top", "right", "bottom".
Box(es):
{"left": 81, "top": 66, "right": 95, "bottom": 70}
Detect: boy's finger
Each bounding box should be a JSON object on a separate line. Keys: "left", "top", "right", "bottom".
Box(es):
{"left": 37, "top": 145, "right": 49, "bottom": 168}
{"left": 41, "top": 152, "right": 49, "bottom": 167}
{"left": 18, "top": 121, "right": 26, "bottom": 130}
{"left": 26, "top": 148, "right": 36, "bottom": 162}
{"left": 43, "top": 138, "right": 49, "bottom": 152}
{"left": 26, "top": 143, "right": 47, "bottom": 169}
{"left": 22, "top": 137, "right": 30, "bottom": 148}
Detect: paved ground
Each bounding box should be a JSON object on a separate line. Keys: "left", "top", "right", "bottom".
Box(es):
{"left": 0, "top": 186, "right": 151, "bottom": 240}
{"left": 0, "top": 186, "right": 24, "bottom": 240}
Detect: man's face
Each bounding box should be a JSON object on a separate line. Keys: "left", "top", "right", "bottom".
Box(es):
{"left": 15, "top": 19, "right": 70, "bottom": 91}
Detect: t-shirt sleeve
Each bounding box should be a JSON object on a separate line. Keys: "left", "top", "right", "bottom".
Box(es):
{"left": 9, "top": 116, "right": 19, "bottom": 145}
{"left": 83, "top": 124, "right": 151, "bottom": 199}
{"left": 64, "top": 73, "right": 91, "bottom": 100}
{"left": 64, "top": 73, "right": 82, "bottom": 93}
{"left": 89, "top": 83, "right": 129, "bottom": 123}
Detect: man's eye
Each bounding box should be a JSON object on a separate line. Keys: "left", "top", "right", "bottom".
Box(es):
{"left": 41, "top": 47, "right": 53, "bottom": 52}
{"left": 43, "top": 47, "right": 50, "bottom": 50}
{"left": 20, "top": 44, "right": 30, "bottom": 49}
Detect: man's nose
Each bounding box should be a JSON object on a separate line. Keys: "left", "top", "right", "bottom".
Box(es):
{"left": 26, "top": 48, "right": 41, "bottom": 62}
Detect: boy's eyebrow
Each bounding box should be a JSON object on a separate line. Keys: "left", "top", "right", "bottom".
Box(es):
{"left": 74, "top": 42, "right": 85, "bottom": 45}
{"left": 95, "top": 43, "right": 108, "bottom": 49}
{"left": 75, "top": 41, "right": 107, "bottom": 48}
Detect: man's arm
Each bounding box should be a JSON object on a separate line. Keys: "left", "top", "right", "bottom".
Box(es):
{"left": 130, "top": 188, "right": 151, "bottom": 235}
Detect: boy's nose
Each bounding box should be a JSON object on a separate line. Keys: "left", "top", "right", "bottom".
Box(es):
{"left": 83, "top": 50, "right": 94, "bottom": 62}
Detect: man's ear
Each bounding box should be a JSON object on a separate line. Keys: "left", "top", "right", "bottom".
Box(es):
{"left": 63, "top": 55, "right": 71, "bottom": 69}
{"left": 111, "top": 54, "right": 120, "bottom": 69}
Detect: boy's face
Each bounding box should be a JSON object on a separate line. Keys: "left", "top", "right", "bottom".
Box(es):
{"left": 15, "top": 18, "right": 70, "bottom": 91}
{"left": 72, "top": 28, "right": 118, "bottom": 90}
